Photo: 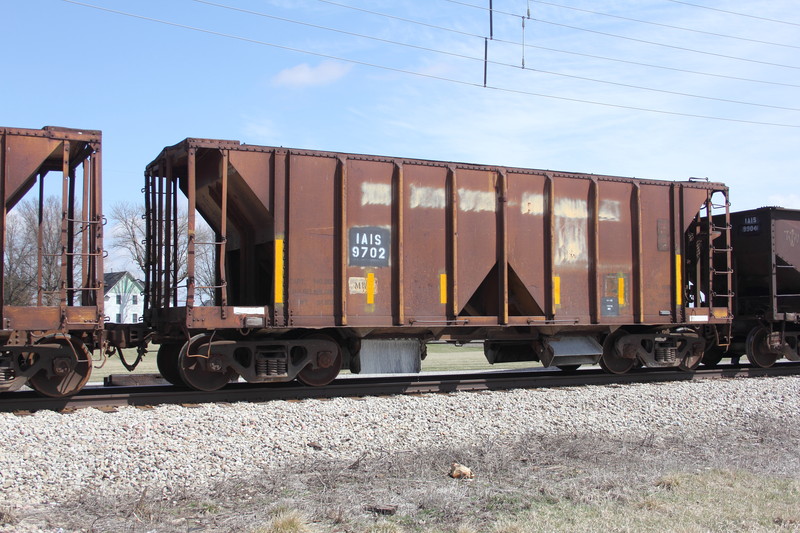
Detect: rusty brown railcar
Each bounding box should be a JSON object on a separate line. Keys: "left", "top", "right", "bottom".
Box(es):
{"left": 143, "top": 138, "right": 732, "bottom": 390}
{"left": 0, "top": 126, "right": 104, "bottom": 397}
{"left": 704, "top": 207, "right": 800, "bottom": 368}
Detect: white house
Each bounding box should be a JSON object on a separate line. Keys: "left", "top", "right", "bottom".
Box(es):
{"left": 104, "top": 271, "right": 144, "bottom": 323}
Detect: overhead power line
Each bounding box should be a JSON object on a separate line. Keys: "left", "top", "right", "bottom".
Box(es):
{"left": 58, "top": 0, "right": 800, "bottom": 129}
{"left": 442, "top": 0, "right": 800, "bottom": 71}
{"left": 189, "top": 0, "right": 800, "bottom": 112}
{"left": 192, "top": 0, "right": 800, "bottom": 112}
{"left": 527, "top": 0, "right": 800, "bottom": 50}
{"left": 664, "top": 0, "right": 800, "bottom": 28}
{"left": 315, "top": 0, "right": 800, "bottom": 88}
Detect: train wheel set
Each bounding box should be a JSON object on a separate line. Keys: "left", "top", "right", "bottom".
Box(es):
{"left": 1, "top": 126, "right": 799, "bottom": 399}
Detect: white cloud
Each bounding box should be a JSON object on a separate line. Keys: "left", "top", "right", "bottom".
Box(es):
{"left": 272, "top": 61, "right": 352, "bottom": 88}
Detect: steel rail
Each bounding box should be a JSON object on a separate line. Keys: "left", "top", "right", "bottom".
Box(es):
{"left": 2, "top": 363, "right": 799, "bottom": 414}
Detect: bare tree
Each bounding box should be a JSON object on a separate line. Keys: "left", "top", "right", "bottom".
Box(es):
{"left": 109, "top": 201, "right": 216, "bottom": 305}
{"left": 108, "top": 202, "right": 147, "bottom": 276}
{"left": 3, "top": 196, "right": 78, "bottom": 306}
{"left": 3, "top": 211, "right": 37, "bottom": 305}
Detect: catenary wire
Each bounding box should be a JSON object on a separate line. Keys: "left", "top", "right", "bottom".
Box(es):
{"left": 190, "top": 0, "right": 800, "bottom": 112}
{"left": 442, "top": 0, "right": 800, "bottom": 70}
{"left": 527, "top": 0, "right": 800, "bottom": 50}
{"left": 314, "top": 0, "right": 800, "bottom": 88}
{"left": 58, "top": 0, "right": 800, "bottom": 129}
{"left": 664, "top": 0, "right": 800, "bottom": 28}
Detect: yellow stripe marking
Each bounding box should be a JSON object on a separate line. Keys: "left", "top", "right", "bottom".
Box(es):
{"left": 553, "top": 275, "right": 561, "bottom": 306}
{"left": 367, "top": 272, "right": 375, "bottom": 305}
{"left": 618, "top": 276, "right": 625, "bottom": 306}
{"left": 274, "top": 238, "right": 284, "bottom": 304}
{"left": 440, "top": 274, "right": 448, "bottom": 304}
{"left": 675, "top": 254, "right": 682, "bottom": 306}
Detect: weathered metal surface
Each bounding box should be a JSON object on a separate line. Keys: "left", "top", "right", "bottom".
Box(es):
{"left": 142, "top": 139, "right": 730, "bottom": 343}
{"left": 0, "top": 128, "right": 103, "bottom": 330}
{"left": 728, "top": 208, "right": 800, "bottom": 320}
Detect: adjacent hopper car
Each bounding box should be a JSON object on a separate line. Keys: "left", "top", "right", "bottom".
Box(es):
{"left": 704, "top": 207, "right": 800, "bottom": 367}
{"left": 1, "top": 125, "right": 796, "bottom": 398}
{"left": 0, "top": 126, "right": 104, "bottom": 397}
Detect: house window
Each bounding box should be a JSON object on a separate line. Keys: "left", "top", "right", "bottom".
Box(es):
{"left": 115, "top": 314, "right": 121, "bottom": 323}
{"left": 133, "top": 314, "right": 138, "bottom": 322}
{"left": 133, "top": 295, "right": 138, "bottom": 305}
{"left": 116, "top": 294, "right": 121, "bottom": 305}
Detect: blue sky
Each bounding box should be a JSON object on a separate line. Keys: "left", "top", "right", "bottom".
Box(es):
{"left": 3, "top": 0, "right": 799, "bottom": 223}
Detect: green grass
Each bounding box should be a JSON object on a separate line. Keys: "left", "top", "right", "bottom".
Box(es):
{"left": 423, "top": 343, "right": 539, "bottom": 372}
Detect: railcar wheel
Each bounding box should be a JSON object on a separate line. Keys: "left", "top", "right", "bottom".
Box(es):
{"left": 178, "top": 334, "right": 238, "bottom": 392}
{"left": 27, "top": 335, "right": 92, "bottom": 398}
{"left": 157, "top": 343, "right": 185, "bottom": 386}
{"left": 556, "top": 364, "right": 581, "bottom": 372}
{"left": 678, "top": 351, "right": 702, "bottom": 371}
{"left": 745, "top": 327, "right": 780, "bottom": 368}
{"left": 297, "top": 334, "right": 342, "bottom": 387}
{"left": 599, "top": 330, "right": 636, "bottom": 374}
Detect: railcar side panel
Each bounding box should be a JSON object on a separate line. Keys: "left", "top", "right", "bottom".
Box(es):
{"left": 505, "top": 171, "right": 548, "bottom": 320}
{"left": 454, "top": 167, "right": 499, "bottom": 322}
{"left": 638, "top": 184, "right": 674, "bottom": 322}
{"left": 550, "top": 176, "right": 592, "bottom": 324}
{"left": 596, "top": 180, "right": 634, "bottom": 324}
{"left": 400, "top": 164, "right": 449, "bottom": 324}
{"left": 345, "top": 158, "right": 394, "bottom": 326}
{"left": 286, "top": 154, "right": 338, "bottom": 326}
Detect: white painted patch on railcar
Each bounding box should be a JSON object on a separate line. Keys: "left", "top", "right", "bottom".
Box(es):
{"left": 409, "top": 185, "right": 446, "bottom": 209}
{"left": 556, "top": 198, "right": 588, "bottom": 219}
{"left": 554, "top": 198, "right": 588, "bottom": 266}
{"left": 458, "top": 189, "right": 496, "bottom": 212}
{"left": 599, "top": 200, "right": 621, "bottom": 221}
{"left": 520, "top": 194, "right": 621, "bottom": 223}
{"left": 521, "top": 192, "right": 544, "bottom": 215}
{"left": 361, "top": 182, "right": 392, "bottom": 206}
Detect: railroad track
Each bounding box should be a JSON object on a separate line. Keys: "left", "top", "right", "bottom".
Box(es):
{"left": 2, "top": 363, "right": 799, "bottom": 414}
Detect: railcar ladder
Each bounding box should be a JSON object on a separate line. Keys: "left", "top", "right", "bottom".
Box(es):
{"left": 704, "top": 189, "right": 733, "bottom": 346}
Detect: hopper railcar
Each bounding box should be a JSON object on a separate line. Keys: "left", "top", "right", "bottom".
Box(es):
{"left": 141, "top": 137, "right": 732, "bottom": 391}
{"left": 0, "top": 126, "right": 104, "bottom": 397}
{"left": 704, "top": 207, "right": 800, "bottom": 368}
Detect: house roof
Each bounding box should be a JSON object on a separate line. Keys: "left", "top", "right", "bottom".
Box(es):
{"left": 104, "top": 271, "right": 144, "bottom": 294}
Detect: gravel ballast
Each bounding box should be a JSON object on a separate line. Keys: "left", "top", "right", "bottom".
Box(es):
{"left": 1, "top": 375, "right": 799, "bottom": 530}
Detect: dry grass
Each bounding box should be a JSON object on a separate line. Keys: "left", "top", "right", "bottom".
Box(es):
{"left": 29, "top": 345, "right": 797, "bottom": 531}
{"left": 20, "top": 415, "right": 799, "bottom": 532}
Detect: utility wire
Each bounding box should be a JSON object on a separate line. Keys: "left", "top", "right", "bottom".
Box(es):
{"left": 315, "top": 0, "right": 800, "bottom": 88}
{"left": 189, "top": 0, "right": 800, "bottom": 113}
{"left": 664, "top": 0, "right": 800, "bottom": 28}
{"left": 58, "top": 0, "right": 800, "bottom": 129}
{"left": 528, "top": 0, "right": 800, "bottom": 50}
{"left": 443, "top": 0, "right": 800, "bottom": 70}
